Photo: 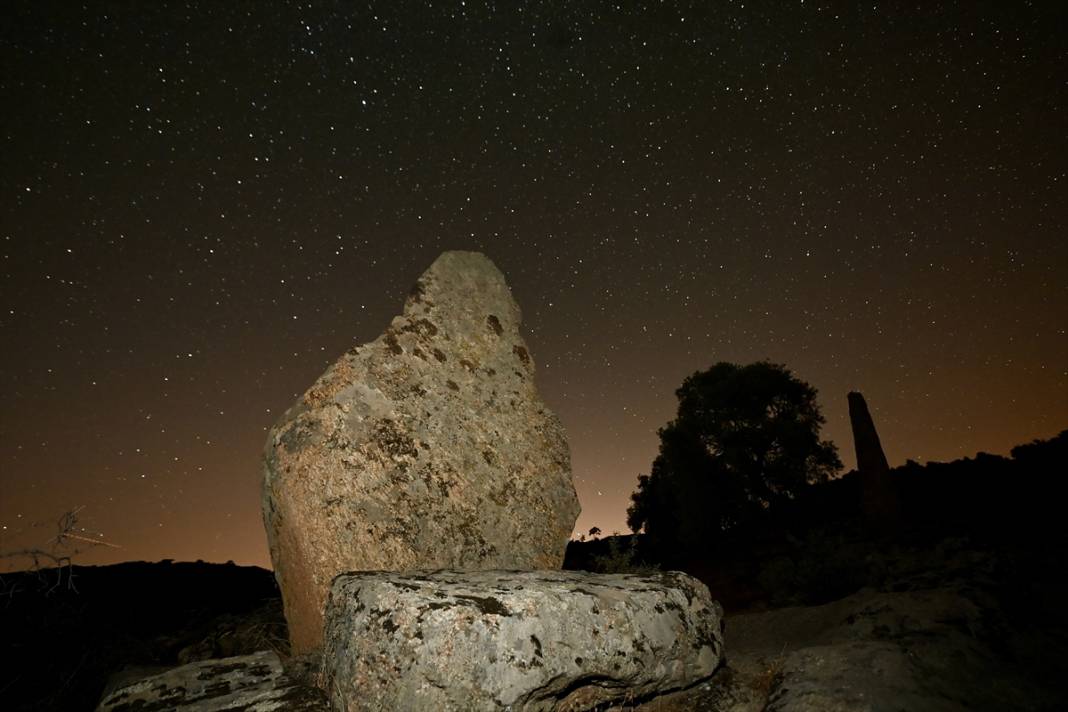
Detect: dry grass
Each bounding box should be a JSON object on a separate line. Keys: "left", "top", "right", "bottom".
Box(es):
{"left": 243, "top": 615, "right": 291, "bottom": 659}
{"left": 749, "top": 645, "right": 788, "bottom": 699}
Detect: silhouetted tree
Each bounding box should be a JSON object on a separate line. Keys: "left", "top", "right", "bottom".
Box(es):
{"left": 628, "top": 361, "right": 841, "bottom": 559}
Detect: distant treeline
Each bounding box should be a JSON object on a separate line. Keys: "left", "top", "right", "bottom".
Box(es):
{"left": 769, "top": 428, "right": 1068, "bottom": 544}
{"left": 567, "top": 429, "right": 1068, "bottom": 609}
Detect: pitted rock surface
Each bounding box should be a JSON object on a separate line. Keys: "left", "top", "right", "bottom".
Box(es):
{"left": 322, "top": 569, "right": 724, "bottom": 711}
{"left": 263, "top": 251, "right": 581, "bottom": 653}
{"left": 95, "top": 650, "right": 328, "bottom": 711}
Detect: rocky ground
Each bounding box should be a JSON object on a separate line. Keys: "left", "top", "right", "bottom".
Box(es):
{"left": 617, "top": 539, "right": 1067, "bottom": 712}
{"left": 652, "top": 587, "right": 1058, "bottom": 711}
{"left": 4, "top": 535, "right": 1066, "bottom": 711}
{"left": 1, "top": 560, "right": 287, "bottom": 711}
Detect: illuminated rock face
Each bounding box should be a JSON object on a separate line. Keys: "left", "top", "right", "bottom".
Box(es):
{"left": 322, "top": 570, "right": 724, "bottom": 712}
{"left": 262, "top": 251, "right": 581, "bottom": 654}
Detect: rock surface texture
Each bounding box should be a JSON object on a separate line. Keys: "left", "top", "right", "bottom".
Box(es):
{"left": 263, "top": 251, "right": 581, "bottom": 653}
{"left": 322, "top": 569, "right": 724, "bottom": 711}
{"left": 95, "top": 651, "right": 328, "bottom": 711}
{"left": 689, "top": 582, "right": 1059, "bottom": 712}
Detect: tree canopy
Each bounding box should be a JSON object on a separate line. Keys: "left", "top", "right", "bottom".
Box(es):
{"left": 627, "top": 361, "right": 841, "bottom": 556}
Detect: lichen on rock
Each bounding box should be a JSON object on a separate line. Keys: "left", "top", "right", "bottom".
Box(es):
{"left": 262, "top": 251, "right": 581, "bottom": 653}
{"left": 322, "top": 569, "right": 725, "bottom": 711}
{"left": 95, "top": 650, "right": 328, "bottom": 711}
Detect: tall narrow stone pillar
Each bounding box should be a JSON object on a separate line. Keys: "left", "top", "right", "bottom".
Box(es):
{"left": 847, "top": 392, "right": 897, "bottom": 530}
{"left": 848, "top": 392, "right": 890, "bottom": 477}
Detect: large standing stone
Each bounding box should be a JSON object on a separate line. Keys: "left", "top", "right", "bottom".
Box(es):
{"left": 263, "top": 251, "right": 581, "bottom": 653}
{"left": 322, "top": 570, "right": 724, "bottom": 711}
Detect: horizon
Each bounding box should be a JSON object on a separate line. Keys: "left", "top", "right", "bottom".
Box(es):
{"left": 2, "top": 4, "right": 1065, "bottom": 571}
{"left": 2, "top": 424, "right": 1062, "bottom": 573}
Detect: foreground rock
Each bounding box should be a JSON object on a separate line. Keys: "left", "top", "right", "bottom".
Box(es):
{"left": 263, "top": 251, "right": 581, "bottom": 653}
{"left": 322, "top": 570, "right": 724, "bottom": 711}
{"left": 95, "top": 650, "right": 328, "bottom": 711}
{"left": 695, "top": 583, "right": 1060, "bottom": 712}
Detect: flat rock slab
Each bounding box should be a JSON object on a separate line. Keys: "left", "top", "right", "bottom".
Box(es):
{"left": 710, "top": 584, "right": 1058, "bottom": 712}
{"left": 322, "top": 569, "right": 724, "bottom": 711}
{"left": 95, "top": 650, "right": 329, "bottom": 711}
{"left": 263, "top": 251, "right": 580, "bottom": 653}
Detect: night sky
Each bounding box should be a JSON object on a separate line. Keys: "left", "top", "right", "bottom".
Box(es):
{"left": 2, "top": 2, "right": 1065, "bottom": 570}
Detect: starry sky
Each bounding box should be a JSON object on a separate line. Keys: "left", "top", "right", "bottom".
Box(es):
{"left": 2, "top": 2, "right": 1065, "bottom": 570}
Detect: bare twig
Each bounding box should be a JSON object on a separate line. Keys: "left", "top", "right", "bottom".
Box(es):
{"left": 0, "top": 507, "right": 120, "bottom": 597}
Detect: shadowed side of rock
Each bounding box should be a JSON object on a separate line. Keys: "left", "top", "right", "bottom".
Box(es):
{"left": 848, "top": 391, "right": 898, "bottom": 529}
{"left": 847, "top": 391, "right": 889, "bottom": 476}
{"left": 262, "top": 251, "right": 581, "bottom": 653}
